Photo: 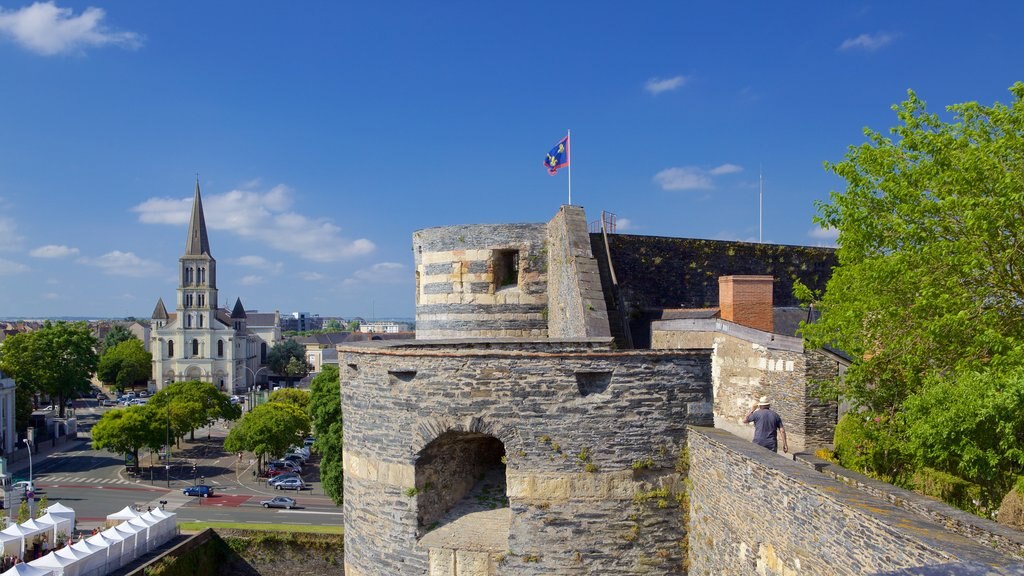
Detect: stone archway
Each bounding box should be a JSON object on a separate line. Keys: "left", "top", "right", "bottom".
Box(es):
{"left": 184, "top": 366, "right": 204, "bottom": 381}
{"left": 415, "top": 431, "right": 509, "bottom": 572}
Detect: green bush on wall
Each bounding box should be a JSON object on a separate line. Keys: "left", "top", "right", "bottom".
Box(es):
{"left": 912, "top": 467, "right": 985, "bottom": 514}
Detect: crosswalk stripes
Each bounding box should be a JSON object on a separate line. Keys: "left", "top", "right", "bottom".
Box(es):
{"left": 36, "top": 476, "right": 134, "bottom": 485}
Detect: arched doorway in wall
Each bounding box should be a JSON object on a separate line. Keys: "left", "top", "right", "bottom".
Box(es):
{"left": 415, "top": 431, "right": 509, "bottom": 554}
{"left": 184, "top": 366, "right": 204, "bottom": 381}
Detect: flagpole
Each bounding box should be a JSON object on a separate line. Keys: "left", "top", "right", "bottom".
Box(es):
{"left": 759, "top": 165, "right": 763, "bottom": 243}
{"left": 567, "top": 129, "right": 572, "bottom": 206}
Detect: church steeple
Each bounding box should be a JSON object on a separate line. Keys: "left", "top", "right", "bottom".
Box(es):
{"left": 185, "top": 178, "right": 211, "bottom": 257}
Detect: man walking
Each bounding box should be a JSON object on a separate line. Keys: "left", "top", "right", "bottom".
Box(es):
{"left": 744, "top": 396, "right": 788, "bottom": 453}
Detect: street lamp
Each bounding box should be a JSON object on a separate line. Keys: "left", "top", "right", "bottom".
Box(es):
{"left": 22, "top": 439, "right": 32, "bottom": 515}
{"left": 242, "top": 366, "right": 267, "bottom": 410}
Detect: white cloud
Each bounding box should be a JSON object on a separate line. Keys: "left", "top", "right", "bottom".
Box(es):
{"left": 29, "top": 244, "right": 79, "bottom": 258}
{"left": 0, "top": 257, "right": 29, "bottom": 275}
{"left": 42, "top": 292, "right": 59, "bottom": 300}
{"left": 616, "top": 218, "right": 633, "bottom": 232}
{"left": 653, "top": 167, "right": 713, "bottom": 191}
{"left": 133, "top": 183, "right": 376, "bottom": 262}
{"left": 709, "top": 163, "right": 743, "bottom": 176}
{"left": 233, "top": 255, "right": 283, "bottom": 275}
{"left": 342, "top": 262, "right": 408, "bottom": 287}
{"left": 654, "top": 163, "right": 745, "bottom": 191}
{"left": 240, "top": 275, "right": 265, "bottom": 286}
{"left": 839, "top": 32, "right": 896, "bottom": 52}
{"left": 0, "top": 2, "right": 142, "bottom": 56}
{"left": 644, "top": 75, "right": 688, "bottom": 95}
{"left": 808, "top": 226, "right": 839, "bottom": 245}
{"left": 0, "top": 217, "right": 23, "bottom": 252}
{"left": 299, "top": 272, "right": 325, "bottom": 281}
{"left": 78, "top": 250, "right": 163, "bottom": 277}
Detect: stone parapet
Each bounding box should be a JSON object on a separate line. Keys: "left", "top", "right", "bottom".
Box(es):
{"left": 687, "top": 426, "right": 1017, "bottom": 575}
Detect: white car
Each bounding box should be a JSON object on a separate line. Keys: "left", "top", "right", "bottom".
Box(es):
{"left": 11, "top": 481, "right": 34, "bottom": 494}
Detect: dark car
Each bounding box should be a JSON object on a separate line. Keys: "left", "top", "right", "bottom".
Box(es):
{"left": 183, "top": 484, "right": 214, "bottom": 497}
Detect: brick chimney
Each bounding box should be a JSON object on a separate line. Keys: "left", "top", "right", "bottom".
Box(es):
{"left": 718, "top": 275, "right": 774, "bottom": 333}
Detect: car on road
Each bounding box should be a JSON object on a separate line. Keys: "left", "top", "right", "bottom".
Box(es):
{"left": 267, "top": 473, "right": 300, "bottom": 487}
{"left": 11, "top": 481, "right": 34, "bottom": 495}
{"left": 182, "top": 484, "right": 214, "bottom": 497}
{"left": 101, "top": 399, "right": 117, "bottom": 407}
{"left": 274, "top": 477, "right": 306, "bottom": 491}
{"left": 260, "top": 496, "right": 296, "bottom": 509}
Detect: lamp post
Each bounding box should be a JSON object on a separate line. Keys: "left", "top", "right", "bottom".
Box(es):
{"left": 22, "top": 439, "right": 32, "bottom": 516}
{"left": 242, "top": 366, "right": 267, "bottom": 411}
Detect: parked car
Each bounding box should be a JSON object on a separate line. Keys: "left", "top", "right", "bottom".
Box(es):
{"left": 261, "top": 496, "right": 296, "bottom": 509}
{"left": 264, "top": 467, "right": 291, "bottom": 478}
{"left": 182, "top": 485, "right": 214, "bottom": 497}
{"left": 289, "top": 446, "right": 311, "bottom": 458}
{"left": 274, "top": 477, "right": 306, "bottom": 491}
{"left": 270, "top": 460, "right": 301, "bottom": 473}
{"left": 303, "top": 437, "right": 315, "bottom": 448}
{"left": 102, "top": 399, "right": 118, "bottom": 407}
{"left": 268, "top": 473, "right": 300, "bottom": 486}
{"left": 283, "top": 454, "right": 306, "bottom": 466}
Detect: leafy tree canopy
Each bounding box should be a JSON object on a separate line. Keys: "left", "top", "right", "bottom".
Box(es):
{"left": 308, "top": 365, "right": 342, "bottom": 505}
{"left": 224, "top": 401, "right": 310, "bottom": 465}
{"left": 803, "top": 84, "right": 1024, "bottom": 509}
{"left": 102, "top": 325, "right": 135, "bottom": 353}
{"left": 91, "top": 405, "right": 165, "bottom": 467}
{"left": 0, "top": 321, "right": 98, "bottom": 418}
{"left": 267, "top": 339, "right": 306, "bottom": 376}
{"left": 269, "top": 387, "right": 310, "bottom": 412}
{"left": 149, "top": 380, "right": 241, "bottom": 441}
{"left": 97, "top": 338, "right": 152, "bottom": 391}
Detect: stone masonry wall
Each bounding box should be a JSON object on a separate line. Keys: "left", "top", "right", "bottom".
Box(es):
{"left": 414, "top": 224, "right": 549, "bottom": 339}
{"left": 340, "top": 339, "right": 712, "bottom": 576}
{"left": 652, "top": 319, "right": 838, "bottom": 453}
{"left": 687, "top": 427, "right": 1017, "bottom": 575}
{"left": 546, "top": 206, "right": 611, "bottom": 339}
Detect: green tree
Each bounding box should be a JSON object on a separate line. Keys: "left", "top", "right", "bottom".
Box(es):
{"left": 97, "top": 338, "right": 152, "bottom": 393}
{"left": 17, "top": 500, "right": 29, "bottom": 524}
{"left": 323, "top": 319, "right": 342, "bottom": 331}
{"left": 102, "top": 324, "right": 135, "bottom": 353}
{"left": 0, "top": 321, "right": 99, "bottom": 418}
{"left": 35, "top": 495, "right": 48, "bottom": 519}
{"left": 269, "top": 388, "right": 310, "bottom": 412}
{"left": 266, "top": 340, "right": 310, "bottom": 385}
{"left": 149, "top": 380, "right": 241, "bottom": 441}
{"left": 91, "top": 405, "right": 165, "bottom": 470}
{"left": 805, "top": 84, "right": 1024, "bottom": 412}
{"left": 804, "top": 84, "right": 1024, "bottom": 510}
{"left": 224, "top": 402, "right": 310, "bottom": 468}
{"left": 308, "top": 365, "right": 342, "bottom": 505}
{"left": 345, "top": 320, "right": 360, "bottom": 332}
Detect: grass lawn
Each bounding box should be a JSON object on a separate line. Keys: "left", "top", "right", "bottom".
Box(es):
{"left": 178, "top": 521, "right": 343, "bottom": 535}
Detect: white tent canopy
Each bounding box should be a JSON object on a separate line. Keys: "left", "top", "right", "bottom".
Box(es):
{"left": 104, "top": 507, "right": 139, "bottom": 522}
{"left": 17, "top": 519, "right": 53, "bottom": 543}
{"left": 29, "top": 551, "right": 77, "bottom": 576}
{"left": 0, "top": 562, "right": 53, "bottom": 576}
{"left": 1, "top": 525, "right": 34, "bottom": 558}
{"left": 35, "top": 515, "right": 71, "bottom": 543}
{"left": 0, "top": 532, "right": 24, "bottom": 558}
{"left": 42, "top": 504, "right": 73, "bottom": 526}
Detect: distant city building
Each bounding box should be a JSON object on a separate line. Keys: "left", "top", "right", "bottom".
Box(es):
{"left": 359, "top": 321, "right": 412, "bottom": 334}
{"left": 281, "top": 312, "right": 324, "bottom": 333}
{"left": 149, "top": 181, "right": 280, "bottom": 393}
{"left": 0, "top": 370, "right": 14, "bottom": 457}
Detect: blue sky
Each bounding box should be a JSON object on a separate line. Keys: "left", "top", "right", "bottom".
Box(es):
{"left": 1, "top": 2, "right": 1023, "bottom": 320}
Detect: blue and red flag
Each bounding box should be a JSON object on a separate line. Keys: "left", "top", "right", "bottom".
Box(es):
{"left": 544, "top": 135, "right": 569, "bottom": 175}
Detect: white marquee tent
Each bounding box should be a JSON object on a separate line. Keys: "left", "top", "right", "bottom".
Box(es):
{"left": 0, "top": 562, "right": 53, "bottom": 576}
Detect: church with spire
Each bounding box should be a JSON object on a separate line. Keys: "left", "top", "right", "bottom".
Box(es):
{"left": 150, "top": 181, "right": 280, "bottom": 393}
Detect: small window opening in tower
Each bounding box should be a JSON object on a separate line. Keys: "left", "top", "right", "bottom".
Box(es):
{"left": 168, "top": 341, "right": 174, "bottom": 358}
{"left": 192, "top": 339, "right": 199, "bottom": 356}
{"left": 493, "top": 250, "right": 519, "bottom": 289}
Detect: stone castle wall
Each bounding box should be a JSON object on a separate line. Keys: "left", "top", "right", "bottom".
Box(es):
{"left": 340, "top": 339, "right": 712, "bottom": 576}
{"left": 546, "top": 206, "right": 611, "bottom": 338}
{"left": 686, "top": 427, "right": 1017, "bottom": 575}
{"left": 652, "top": 319, "right": 839, "bottom": 452}
{"left": 413, "top": 223, "right": 549, "bottom": 339}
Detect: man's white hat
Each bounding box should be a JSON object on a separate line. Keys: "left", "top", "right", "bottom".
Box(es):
{"left": 757, "top": 396, "right": 771, "bottom": 406}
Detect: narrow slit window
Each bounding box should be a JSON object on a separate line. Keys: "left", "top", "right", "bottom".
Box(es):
{"left": 494, "top": 250, "right": 519, "bottom": 289}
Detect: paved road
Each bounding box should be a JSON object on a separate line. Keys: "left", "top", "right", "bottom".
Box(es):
{"left": 9, "top": 396, "right": 342, "bottom": 531}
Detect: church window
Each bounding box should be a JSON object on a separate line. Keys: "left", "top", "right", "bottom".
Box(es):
{"left": 198, "top": 294, "right": 205, "bottom": 307}
{"left": 192, "top": 339, "right": 199, "bottom": 356}
{"left": 218, "top": 340, "right": 224, "bottom": 357}
{"left": 198, "top": 314, "right": 204, "bottom": 327}
{"left": 168, "top": 341, "right": 174, "bottom": 357}
{"left": 186, "top": 315, "right": 192, "bottom": 328}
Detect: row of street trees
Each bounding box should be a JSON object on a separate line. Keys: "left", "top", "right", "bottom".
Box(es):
{"left": 91, "top": 380, "right": 241, "bottom": 468}
{"left": 802, "top": 83, "right": 1024, "bottom": 518}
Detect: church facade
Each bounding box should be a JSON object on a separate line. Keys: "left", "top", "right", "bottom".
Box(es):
{"left": 149, "top": 182, "right": 279, "bottom": 393}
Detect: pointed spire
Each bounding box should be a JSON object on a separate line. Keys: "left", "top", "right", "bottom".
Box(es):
{"left": 184, "top": 178, "right": 212, "bottom": 257}
{"left": 152, "top": 298, "right": 169, "bottom": 320}
{"left": 230, "top": 297, "right": 247, "bottom": 319}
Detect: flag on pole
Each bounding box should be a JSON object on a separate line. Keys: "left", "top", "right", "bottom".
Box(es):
{"left": 544, "top": 135, "right": 570, "bottom": 175}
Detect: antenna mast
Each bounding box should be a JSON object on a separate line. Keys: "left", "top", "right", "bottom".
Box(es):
{"left": 759, "top": 166, "right": 763, "bottom": 243}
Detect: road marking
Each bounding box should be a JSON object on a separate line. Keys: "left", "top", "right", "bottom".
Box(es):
{"left": 278, "top": 510, "right": 343, "bottom": 516}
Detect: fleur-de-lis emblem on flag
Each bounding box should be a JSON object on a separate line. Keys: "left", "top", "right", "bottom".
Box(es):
{"left": 543, "top": 136, "right": 569, "bottom": 175}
